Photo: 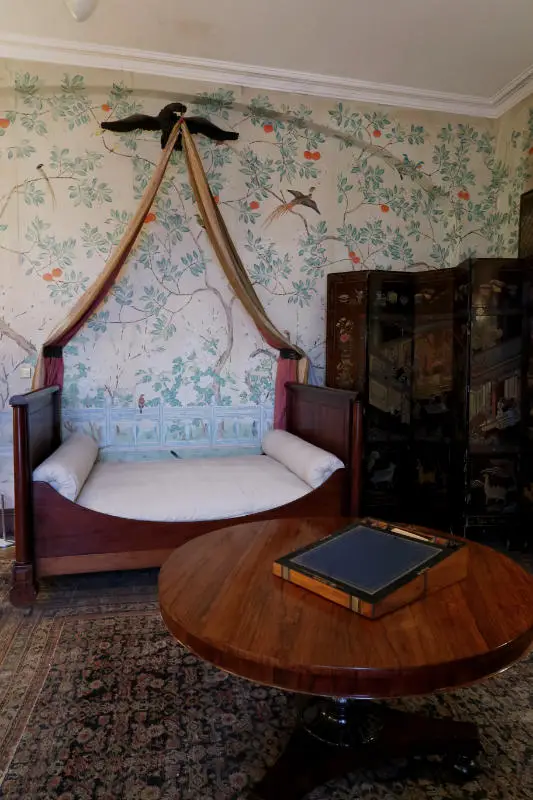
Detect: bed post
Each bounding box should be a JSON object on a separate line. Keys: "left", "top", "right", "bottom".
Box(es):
{"left": 10, "top": 403, "right": 38, "bottom": 606}
{"left": 9, "top": 386, "right": 61, "bottom": 607}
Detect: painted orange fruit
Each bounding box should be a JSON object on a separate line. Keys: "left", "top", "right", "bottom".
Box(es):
{"left": 263, "top": 123, "right": 274, "bottom": 133}
{"left": 312, "top": 151, "right": 321, "bottom": 160}
{"left": 380, "top": 204, "right": 390, "bottom": 212}
{"left": 101, "top": 104, "right": 111, "bottom": 112}
{"left": 213, "top": 195, "right": 220, "bottom": 204}
{"left": 304, "top": 151, "right": 312, "bottom": 160}
{"left": 42, "top": 273, "right": 54, "bottom": 281}
{"left": 372, "top": 130, "right": 382, "bottom": 138}
{"left": 52, "top": 267, "right": 63, "bottom": 278}
{"left": 249, "top": 200, "right": 260, "bottom": 210}
{"left": 0, "top": 118, "right": 10, "bottom": 129}
{"left": 144, "top": 212, "right": 157, "bottom": 223}
{"left": 349, "top": 252, "right": 361, "bottom": 264}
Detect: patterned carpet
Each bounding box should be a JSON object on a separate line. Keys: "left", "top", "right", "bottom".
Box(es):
{"left": 1, "top": 547, "right": 532, "bottom": 800}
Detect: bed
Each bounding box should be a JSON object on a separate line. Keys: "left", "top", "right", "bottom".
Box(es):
{"left": 9, "top": 383, "right": 362, "bottom": 606}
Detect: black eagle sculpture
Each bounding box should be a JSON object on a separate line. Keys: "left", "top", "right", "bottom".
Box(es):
{"left": 101, "top": 102, "right": 239, "bottom": 151}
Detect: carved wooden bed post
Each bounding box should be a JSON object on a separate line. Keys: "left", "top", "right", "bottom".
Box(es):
{"left": 9, "top": 387, "right": 61, "bottom": 607}
{"left": 10, "top": 402, "right": 38, "bottom": 606}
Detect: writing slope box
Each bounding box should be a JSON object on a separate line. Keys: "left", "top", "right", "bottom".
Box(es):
{"left": 273, "top": 518, "right": 468, "bottom": 619}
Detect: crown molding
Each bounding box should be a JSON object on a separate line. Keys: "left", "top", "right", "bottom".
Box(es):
{"left": 491, "top": 64, "right": 533, "bottom": 117}
{"left": 0, "top": 32, "right": 531, "bottom": 119}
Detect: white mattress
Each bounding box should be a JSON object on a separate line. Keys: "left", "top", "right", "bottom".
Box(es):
{"left": 76, "top": 454, "right": 313, "bottom": 522}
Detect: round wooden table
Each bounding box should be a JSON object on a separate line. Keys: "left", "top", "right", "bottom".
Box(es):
{"left": 159, "top": 517, "right": 533, "bottom": 800}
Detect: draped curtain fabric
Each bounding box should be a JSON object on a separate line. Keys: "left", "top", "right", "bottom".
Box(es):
{"left": 33, "top": 120, "right": 185, "bottom": 390}
{"left": 33, "top": 119, "right": 308, "bottom": 429}
{"left": 180, "top": 125, "right": 308, "bottom": 428}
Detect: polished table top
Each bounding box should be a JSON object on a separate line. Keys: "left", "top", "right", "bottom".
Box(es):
{"left": 158, "top": 517, "right": 533, "bottom": 698}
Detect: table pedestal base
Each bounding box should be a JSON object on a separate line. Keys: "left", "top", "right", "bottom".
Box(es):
{"left": 248, "top": 699, "right": 482, "bottom": 800}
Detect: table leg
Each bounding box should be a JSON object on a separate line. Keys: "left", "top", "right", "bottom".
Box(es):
{"left": 248, "top": 698, "right": 482, "bottom": 800}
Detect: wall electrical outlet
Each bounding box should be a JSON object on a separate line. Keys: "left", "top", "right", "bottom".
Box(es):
{"left": 20, "top": 365, "right": 33, "bottom": 379}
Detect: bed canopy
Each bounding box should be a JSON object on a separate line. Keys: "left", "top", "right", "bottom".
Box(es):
{"left": 33, "top": 118, "right": 308, "bottom": 429}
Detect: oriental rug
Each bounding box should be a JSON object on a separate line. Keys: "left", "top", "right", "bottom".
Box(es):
{"left": 0, "top": 549, "right": 532, "bottom": 800}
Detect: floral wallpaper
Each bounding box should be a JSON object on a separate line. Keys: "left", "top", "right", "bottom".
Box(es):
{"left": 0, "top": 60, "right": 532, "bottom": 505}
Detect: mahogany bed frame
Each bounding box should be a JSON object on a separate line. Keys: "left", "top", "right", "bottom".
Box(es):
{"left": 9, "top": 382, "right": 362, "bottom": 607}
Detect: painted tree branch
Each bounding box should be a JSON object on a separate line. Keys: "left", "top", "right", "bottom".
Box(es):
{"left": 0, "top": 317, "right": 36, "bottom": 355}
{"left": 250, "top": 348, "right": 276, "bottom": 360}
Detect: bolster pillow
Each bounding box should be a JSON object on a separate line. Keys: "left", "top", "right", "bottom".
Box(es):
{"left": 33, "top": 433, "right": 99, "bottom": 501}
{"left": 262, "top": 430, "right": 344, "bottom": 489}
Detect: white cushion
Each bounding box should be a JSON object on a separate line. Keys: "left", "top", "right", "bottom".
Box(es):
{"left": 33, "top": 433, "right": 99, "bottom": 501}
{"left": 261, "top": 430, "right": 344, "bottom": 489}
{"left": 76, "top": 455, "right": 312, "bottom": 521}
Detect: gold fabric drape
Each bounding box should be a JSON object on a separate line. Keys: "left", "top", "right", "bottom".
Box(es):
{"left": 33, "top": 118, "right": 308, "bottom": 399}
{"left": 180, "top": 124, "right": 309, "bottom": 382}
{"left": 33, "top": 121, "right": 184, "bottom": 389}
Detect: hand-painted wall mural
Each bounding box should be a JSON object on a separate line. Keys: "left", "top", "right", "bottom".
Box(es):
{"left": 0, "top": 61, "right": 532, "bottom": 505}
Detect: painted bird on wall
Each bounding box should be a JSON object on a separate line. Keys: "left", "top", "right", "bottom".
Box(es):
{"left": 138, "top": 394, "right": 145, "bottom": 414}
{"left": 101, "top": 102, "right": 239, "bottom": 151}
{"left": 264, "top": 188, "right": 320, "bottom": 227}
{"left": 36, "top": 163, "right": 57, "bottom": 208}
{"left": 398, "top": 154, "right": 424, "bottom": 180}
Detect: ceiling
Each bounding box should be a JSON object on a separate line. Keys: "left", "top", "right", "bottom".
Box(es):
{"left": 1, "top": 0, "right": 533, "bottom": 117}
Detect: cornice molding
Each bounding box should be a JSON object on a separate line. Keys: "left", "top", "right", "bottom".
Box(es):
{"left": 491, "top": 64, "right": 533, "bottom": 116}
{"left": 0, "top": 32, "right": 531, "bottom": 119}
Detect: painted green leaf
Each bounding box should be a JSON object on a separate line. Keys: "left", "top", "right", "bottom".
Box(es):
{"left": 68, "top": 178, "right": 112, "bottom": 207}
{"left": 20, "top": 113, "right": 48, "bottom": 135}
{"left": 87, "top": 310, "right": 110, "bottom": 333}
{"left": 23, "top": 183, "right": 45, "bottom": 206}
{"left": 81, "top": 223, "right": 109, "bottom": 257}
{"left": 192, "top": 90, "right": 235, "bottom": 120}
{"left": 7, "top": 139, "right": 36, "bottom": 160}
{"left": 112, "top": 278, "right": 135, "bottom": 306}
{"left": 14, "top": 72, "right": 40, "bottom": 97}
